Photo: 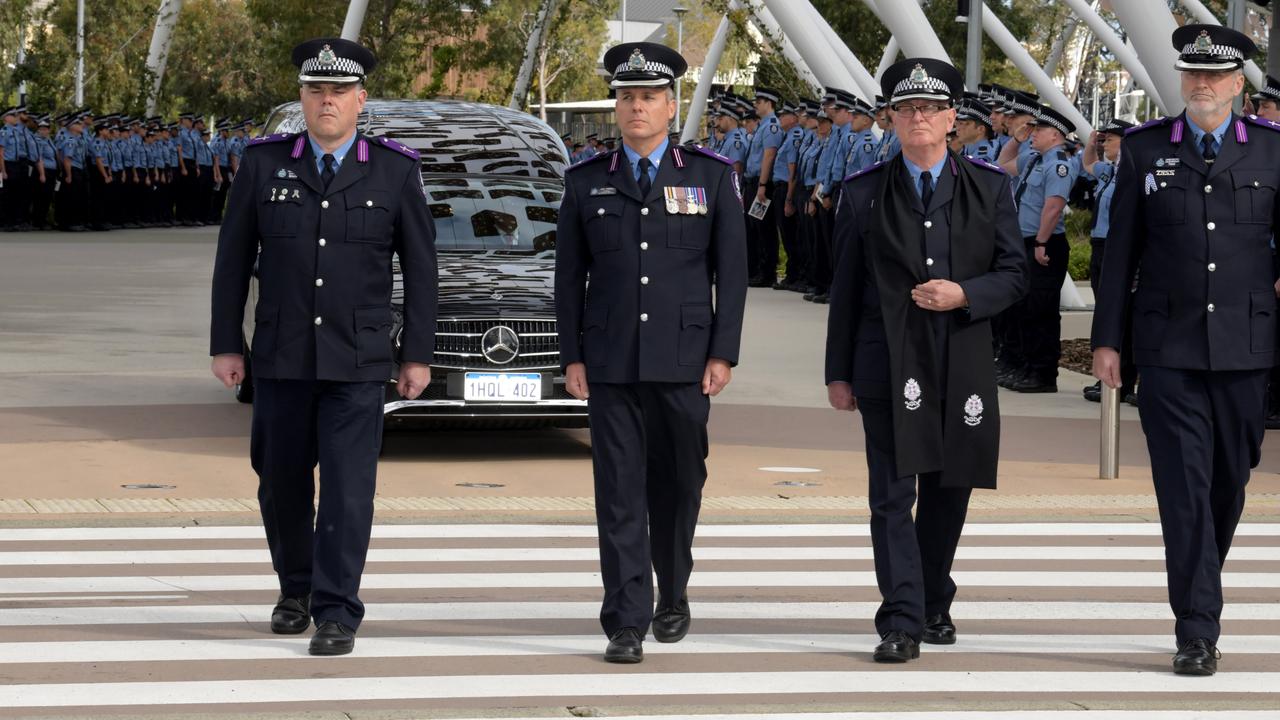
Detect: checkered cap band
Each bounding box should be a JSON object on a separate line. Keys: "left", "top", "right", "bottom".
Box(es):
{"left": 958, "top": 104, "right": 991, "bottom": 126}
{"left": 892, "top": 75, "right": 952, "bottom": 99}
{"left": 300, "top": 55, "right": 365, "bottom": 79}
{"left": 1035, "top": 112, "right": 1070, "bottom": 136}
{"left": 614, "top": 60, "right": 673, "bottom": 78}
{"left": 1181, "top": 42, "right": 1244, "bottom": 62}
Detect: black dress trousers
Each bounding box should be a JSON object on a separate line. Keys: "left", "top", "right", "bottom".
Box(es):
{"left": 1136, "top": 365, "right": 1267, "bottom": 646}
{"left": 250, "top": 378, "right": 385, "bottom": 631}
{"left": 588, "top": 381, "right": 710, "bottom": 637}
{"left": 857, "top": 396, "right": 972, "bottom": 642}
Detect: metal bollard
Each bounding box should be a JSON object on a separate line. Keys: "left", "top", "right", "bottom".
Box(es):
{"left": 1100, "top": 384, "right": 1120, "bottom": 479}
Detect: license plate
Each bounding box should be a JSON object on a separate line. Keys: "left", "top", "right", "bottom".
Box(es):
{"left": 463, "top": 372, "right": 542, "bottom": 402}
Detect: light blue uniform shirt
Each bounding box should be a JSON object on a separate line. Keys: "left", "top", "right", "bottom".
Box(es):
{"left": 719, "top": 127, "right": 748, "bottom": 166}
{"left": 773, "top": 125, "right": 805, "bottom": 182}
{"left": 1090, "top": 160, "right": 1118, "bottom": 240}
{"left": 1186, "top": 113, "right": 1233, "bottom": 156}
{"left": 622, "top": 137, "right": 669, "bottom": 184}
{"left": 1015, "top": 142, "right": 1074, "bottom": 237}
{"left": 845, "top": 128, "right": 879, "bottom": 176}
{"left": 802, "top": 133, "right": 828, "bottom": 187}
{"left": 37, "top": 135, "right": 57, "bottom": 170}
{"left": 903, "top": 153, "right": 948, "bottom": 199}
{"left": 745, "top": 112, "right": 782, "bottom": 178}
{"left": 963, "top": 140, "right": 999, "bottom": 163}
{"left": 57, "top": 133, "right": 87, "bottom": 170}
{"left": 308, "top": 132, "right": 357, "bottom": 175}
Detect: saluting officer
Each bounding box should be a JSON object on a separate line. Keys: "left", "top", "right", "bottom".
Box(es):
{"left": 825, "top": 58, "right": 1026, "bottom": 664}
{"left": 1092, "top": 24, "right": 1280, "bottom": 676}
{"left": 555, "top": 41, "right": 748, "bottom": 664}
{"left": 210, "top": 37, "right": 438, "bottom": 656}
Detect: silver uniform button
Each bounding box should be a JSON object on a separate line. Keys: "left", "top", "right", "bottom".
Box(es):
{"left": 1208, "top": 263, "right": 1217, "bottom": 272}
{"left": 1207, "top": 303, "right": 1215, "bottom": 312}
{"left": 366, "top": 200, "right": 373, "bottom": 207}
{"left": 641, "top": 276, "right": 649, "bottom": 285}
{"left": 1160, "top": 181, "right": 1167, "bottom": 188}
{"left": 923, "top": 220, "right": 932, "bottom": 229}
{"left": 321, "top": 200, "right": 329, "bottom": 209}
{"left": 926, "top": 258, "right": 934, "bottom": 266}
{"left": 1207, "top": 222, "right": 1216, "bottom": 230}
{"left": 318, "top": 238, "right": 326, "bottom": 247}
{"left": 1205, "top": 185, "right": 1213, "bottom": 193}
{"left": 314, "top": 316, "right": 323, "bottom": 325}
{"left": 640, "top": 242, "right": 649, "bottom": 250}
{"left": 315, "top": 278, "right": 324, "bottom": 287}
{"left": 641, "top": 208, "right": 650, "bottom": 216}
{"left": 640, "top": 313, "right": 649, "bottom": 322}
{"left": 597, "top": 208, "right": 605, "bottom": 216}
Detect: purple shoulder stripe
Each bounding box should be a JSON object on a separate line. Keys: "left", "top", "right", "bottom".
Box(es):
{"left": 565, "top": 149, "right": 613, "bottom": 172}
{"left": 374, "top": 136, "right": 420, "bottom": 160}
{"left": 1123, "top": 116, "right": 1171, "bottom": 136}
{"left": 844, "top": 160, "right": 886, "bottom": 183}
{"left": 689, "top": 145, "right": 733, "bottom": 166}
{"left": 963, "top": 155, "right": 1006, "bottom": 174}
{"left": 1244, "top": 114, "right": 1280, "bottom": 133}
{"left": 246, "top": 132, "right": 296, "bottom": 147}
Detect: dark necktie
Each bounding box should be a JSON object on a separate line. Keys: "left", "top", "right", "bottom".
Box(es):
{"left": 321, "top": 153, "right": 336, "bottom": 188}
{"left": 920, "top": 170, "right": 934, "bottom": 209}
{"left": 637, "top": 157, "right": 652, "bottom": 197}
{"left": 1013, "top": 153, "right": 1044, "bottom": 205}
{"left": 1200, "top": 134, "right": 1219, "bottom": 162}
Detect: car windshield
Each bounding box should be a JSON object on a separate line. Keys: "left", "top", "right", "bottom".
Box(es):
{"left": 425, "top": 176, "right": 561, "bottom": 252}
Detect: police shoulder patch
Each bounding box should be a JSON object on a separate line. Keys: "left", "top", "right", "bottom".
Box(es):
{"left": 689, "top": 144, "right": 734, "bottom": 166}
{"left": 845, "top": 160, "right": 886, "bottom": 183}
{"left": 769, "top": 123, "right": 779, "bottom": 134}
{"left": 1244, "top": 114, "right": 1280, "bottom": 133}
{"left": 373, "top": 136, "right": 420, "bottom": 161}
{"left": 963, "top": 156, "right": 1006, "bottom": 174}
{"left": 246, "top": 132, "right": 296, "bottom": 147}
{"left": 1056, "top": 163, "right": 1069, "bottom": 177}
{"left": 1124, "top": 116, "right": 1172, "bottom": 136}
{"left": 565, "top": 149, "right": 613, "bottom": 172}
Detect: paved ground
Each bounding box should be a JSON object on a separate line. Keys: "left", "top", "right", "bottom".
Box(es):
{"left": 2, "top": 228, "right": 1280, "bottom": 718}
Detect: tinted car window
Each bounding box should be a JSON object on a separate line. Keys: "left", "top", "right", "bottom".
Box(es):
{"left": 426, "top": 177, "right": 558, "bottom": 252}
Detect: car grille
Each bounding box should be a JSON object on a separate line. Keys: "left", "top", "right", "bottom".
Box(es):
{"left": 433, "top": 319, "right": 560, "bottom": 370}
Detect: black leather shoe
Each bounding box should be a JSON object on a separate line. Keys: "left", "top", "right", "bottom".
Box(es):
{"left": 652, "top": 600, "right": 691, "bottom": 643}
{"left": 1173, "top": 638, "right": 1219, "bottom": 676}
{"left": 922, "top": 614, "right": 956, "bottom": 645}
{"left": 873, "top": 630, "right": 920, "bottom": 663}
{"left": 1123, "top": 391, "right": 1139, "bottom": 406}
{"left": 1267, "top": 411, "right": 1280, "bottom": 430}
{"left": 309, "top": 621, "right": 356, "bottom": 656}
{"left": 1009, "top": 375, "right": 1058, "bottom": 393}
{"left": 802, "top": 292, "right": 816, "bottom": 302}
{"left": 1082, "top": 381, "right": 1102, "bottom": 403}
{"left": 604, "top": 627, "right": 644, "bottom": 664}
{"left": 812, "top": 293, "right": 829, "bottom": 304}
{"left": 270, "top": 595, "right": 310, "bottom": 635}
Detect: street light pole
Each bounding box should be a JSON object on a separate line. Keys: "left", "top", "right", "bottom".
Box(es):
{"left": 673, "top": 6, "right": 687, "bottom": 133}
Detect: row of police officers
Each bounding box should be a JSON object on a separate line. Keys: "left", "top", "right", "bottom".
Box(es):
{"left": 0, "top": 105, "right": 258, "bottom": 232}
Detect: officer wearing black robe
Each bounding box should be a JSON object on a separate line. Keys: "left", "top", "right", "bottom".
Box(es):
{"left": 825, "top": 58, "right": 1027, "bottom": 663}
{"left": 1092, "top": 24, "right": 1280, "bottom": 676}
{"left": 209, "top": 37, "right": 437, "bottom": 656}
{"left": 555, "top": 41, "right": 748, "bottom": 664}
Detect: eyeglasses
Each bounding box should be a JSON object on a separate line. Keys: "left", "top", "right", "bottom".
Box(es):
{"left": 891, "top": 103, "right": 950, "bottom": 118}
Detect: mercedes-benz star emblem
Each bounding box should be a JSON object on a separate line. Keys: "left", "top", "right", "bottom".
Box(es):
{"left": 481, "top": 325, "right": 520, "bottom": 365}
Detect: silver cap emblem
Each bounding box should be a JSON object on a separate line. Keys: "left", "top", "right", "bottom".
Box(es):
{"left": 1194, "top": 30, "right": 1212, "bottom": 52}
{"left": 910, "top": 64, "right": 929, "bottom": 84}
{"left": 628, "top": 48, "right": 646, "bottom": 71}
{"left": 318, "top": 44, "right": 338, "bottom": 67}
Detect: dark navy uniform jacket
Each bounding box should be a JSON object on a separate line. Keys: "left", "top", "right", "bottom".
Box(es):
{"left": 210, "top": 132, "right": 438, "bottom": 382}
{"left": 825, "top": 155, "right": 1026, "bottom": 398}
{"left": 555, "top": 144, "right": 749, "bottom": 384}
{"left": 1092, "top": 113, "right": 1280, "bottom": 371}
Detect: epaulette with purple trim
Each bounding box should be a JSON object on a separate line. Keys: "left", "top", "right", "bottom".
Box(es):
{"left": 372, "top": 136, "right": 419, "bottom": 161}
{"left": 1244, "top": 114, "right": 1280, "bottom": 133}
{"left": 844, "top": 160, "right": 886, "bottom": 183}
{"left": 685, "top": 143, "right": 733, "bottom": 166}
{"left": 964, "top": 155, "right": 1006, "bottom": 174}
{"left": 1123, "top": 116, "right": 1171, "bottom": 136}
{"left": 246, "top": 132, "right": 296, "bottom": 147}
{"left": 565, "top": 149, "right": 613, "bottom": 173}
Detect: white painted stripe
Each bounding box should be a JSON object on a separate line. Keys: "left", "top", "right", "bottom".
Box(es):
{"left": 1, "top": 522, "right": 1276, "bottom": 542}
{"left": 3, "top": 570, "right": 1278, "bottom": 594}
{"left": 4, "top": 671, "right": 1280, "bottom": 707}
{"left": 4, "top": 601, "right": 1279, "bottom": 627}
{"left": 0, "top": 594, "right": 187, "bottom": 602}
{"left": 3, "top": 544, "right": 1274, "bottom": 566}
{"left": 1, "top": 633, "right": 1275, "bottom": 665}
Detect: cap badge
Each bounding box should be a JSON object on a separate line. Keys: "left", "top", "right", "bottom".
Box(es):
{"left": 317, "top": 44, "right": 338, "bottom": 67}
{"left": 910, "top": 64, "right": 929, "bottom": 85}
{"left": 1194, "top": 30, "right": 1212, "bottom": 53}
{"left": 628, "top": 48, "right": 646, "bottom": 71}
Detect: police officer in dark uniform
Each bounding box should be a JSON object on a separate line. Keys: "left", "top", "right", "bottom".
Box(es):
{"left": 210, "top": 37, "right": 438, "bottom": 656}
{"left": 1092, "top": 24, "right": 1280, "bottom": 677}
{"left": 555, "top": 41, "right": 748, "bottom": 664}
{"left": 825, "top": 58, "right": 1026, "bottom": 664}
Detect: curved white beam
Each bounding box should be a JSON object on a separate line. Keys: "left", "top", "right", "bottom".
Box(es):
{"left": 876, "top": 38, "right": 899, "bottom": 81}
{"left": 1059, "top": 0, "right": 1167, "bottom": 113}
{"left": 1108, "top": 0, "right": 1182, "bottom": 115}
{"left": 680, "top": 5, "right": 735, "bottom": 144}
{"left": 750, "top": 3, "right": 822, "bottom": 93}
{"left": 760, "top": 0, "right": 856, "bottom": 92}
{"left": 1174, "top": 0, "right": 1265, "bottom": 90}
{"left": 863, "top": 0, "right": 949, "bottom": 62}
{"left": 982, "top": 3, "right": 1092, "bottom": 136}
{"left": 144, "top": 0, "right": 184, "bottom": 116}
{"left": 797, "top": 0, "right": 878, "bottom": 101}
